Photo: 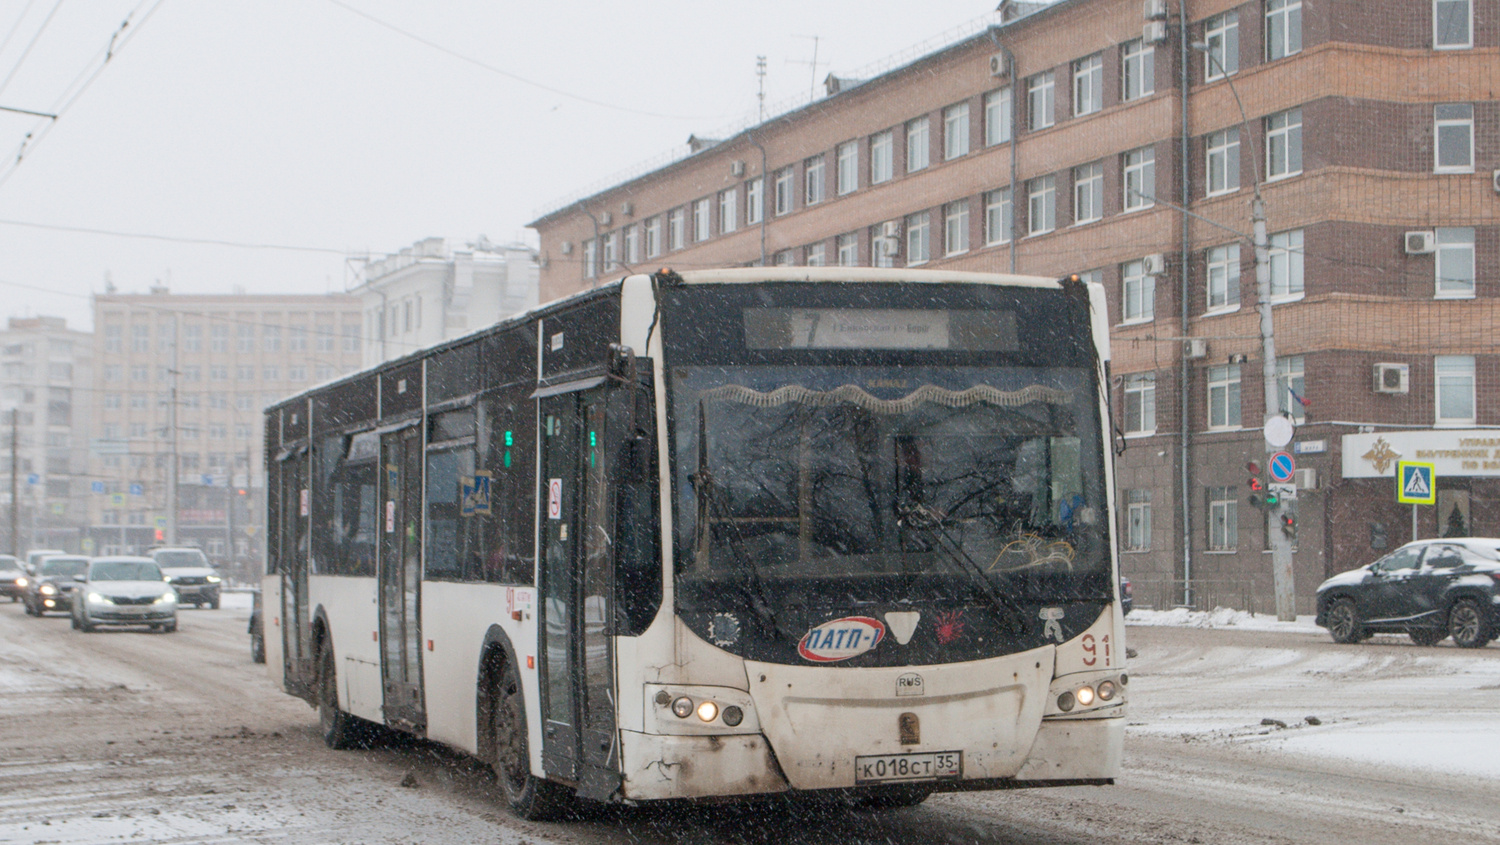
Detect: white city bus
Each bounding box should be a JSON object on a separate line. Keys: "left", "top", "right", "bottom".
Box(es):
{"left": 261, "top": 267, "right": 1125, "bottom": 818}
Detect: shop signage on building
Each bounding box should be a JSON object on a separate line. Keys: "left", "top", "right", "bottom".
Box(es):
{"left": 1342, "top": 430, "right": 1500, "bottom": 479}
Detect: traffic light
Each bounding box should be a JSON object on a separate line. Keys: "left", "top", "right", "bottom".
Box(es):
{"left": 1280, "top": 511, "right": 1297, "bottom": 539}
{"left": 1246, "top": 461, "right": 1279, "bottom": 510}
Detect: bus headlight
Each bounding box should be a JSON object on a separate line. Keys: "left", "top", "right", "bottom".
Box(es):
{"left": 1075, "top": 685, "right": 1096, "bottom": 707}
{"left": 671, "top": 696, "right": 694, "bottom": 718}
{"left": 696, "top": 700, "right": 719, "bottom": 722}
{"left": 722, "top": 705, "right": 744, "bottom": 727}
{"left": 1057, "top": 691, "right": 1076, "bottom": 712}
{"left": 1097, "top": 680, "right": 1117, "bottom": 701}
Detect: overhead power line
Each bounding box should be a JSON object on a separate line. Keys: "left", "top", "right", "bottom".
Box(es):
{"left": 0, "top": 215, "right": 351, "bottom": 255}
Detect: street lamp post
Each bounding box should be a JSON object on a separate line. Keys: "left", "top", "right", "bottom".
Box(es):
{"left": 1193, "top": 42, "right": 1297, "bottom": 621}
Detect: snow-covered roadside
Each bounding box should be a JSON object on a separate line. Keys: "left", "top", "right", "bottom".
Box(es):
{"left": 1123, "top": 619, "right": 1500, "bottom": 782}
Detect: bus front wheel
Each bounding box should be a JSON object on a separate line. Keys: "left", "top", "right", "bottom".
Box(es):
{"left": 319, "top": 646, "right": 359, "bottom": 749}
{"left": 492, "top": 658, "right": 573, "bottom": 820}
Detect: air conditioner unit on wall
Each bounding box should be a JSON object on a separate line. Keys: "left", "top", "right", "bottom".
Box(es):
{"left": 1143, "top": 253, "right": 1165, "bottom": 274}
{"left": 731, "top": 160, "right": 746, "bottom": 177}
{"left": 1404, "top": 231, "right": 1435, "bottom": 254}
{"left": 599, "top": 211, "right": 612, "bottom": 226}
{"left": 1294, "top": 468, "right": 1318, "bottom": 490}
{"left": 988, "top": 53, "right": 1009, "bottom": 79}
{"left": 1373, "top": 363, "right": 1410, "bottom": 394}
{"left": 1143, "top": 20, "right": 1168, "bottom": 45}
{"left": 560, "top": 241, "right": 573, "bottom": 255}
{"left": 1185, "top": 338, "right": 1207, "bottom": 359}
{"left": 882, "top": 221, "right": 902, "bottom": 238}
{"left": 1143, "top": 0, "right": 1168, "bottom": 19}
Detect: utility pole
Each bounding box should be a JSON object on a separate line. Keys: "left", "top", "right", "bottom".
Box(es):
{"left": 166, "top": 312, "right": 180, "bottom": 546}
{"left": 1253, "top": 197, "right": 1297, "bottom": 621}
{"left": 9, "top": 408, "right": 17, "bottom": 557}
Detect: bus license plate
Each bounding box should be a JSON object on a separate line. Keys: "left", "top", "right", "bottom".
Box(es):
{"left": 854, "top": 751, "right": 962, "bottom": 783}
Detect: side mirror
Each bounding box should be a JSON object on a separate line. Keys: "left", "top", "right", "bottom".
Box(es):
{"left": 74, "top": 573, "right": 87, "bottom": 582}
{"left": 607, "top": 344, "right": 639, "bottom": 386}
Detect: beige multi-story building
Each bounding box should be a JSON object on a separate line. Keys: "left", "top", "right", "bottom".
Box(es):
{"left": 0, "top": 316, "right": 92, "bottom": 554}
{"left": 89, "top": 288, "right": 362, "bottom": 574}
{"left": 531, "top": 0, "right": 1499, "bottom": 614}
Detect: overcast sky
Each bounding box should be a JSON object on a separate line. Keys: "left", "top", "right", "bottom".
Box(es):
{"left": 0, "top": 0, "right": 1005, "bottom": 331}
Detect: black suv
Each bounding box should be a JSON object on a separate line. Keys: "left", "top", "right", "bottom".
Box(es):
{"left": 1315, "top": 538, "right": 1500, "bottom": 648}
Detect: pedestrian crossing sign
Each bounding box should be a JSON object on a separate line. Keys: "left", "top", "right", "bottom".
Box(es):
{"left": 1395, "top": 461, "right": 1436, "bottom": 505}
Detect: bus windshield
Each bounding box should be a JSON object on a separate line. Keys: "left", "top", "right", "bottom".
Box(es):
{"left": 663, "top": 283, "right": 1111, "bottom": 665}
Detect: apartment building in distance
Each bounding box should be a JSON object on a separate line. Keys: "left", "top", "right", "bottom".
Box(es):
{"left": 354, "top": 237, "right": 540, "bottom": 367}
{"left": 530, "top": 0, "right": 1499, "bottom": 614}
{"left": 0, "top": 316, "right": 93, "bottom": 553}
{"left": 89, "top": 288, "right": 362, "bottom": 575}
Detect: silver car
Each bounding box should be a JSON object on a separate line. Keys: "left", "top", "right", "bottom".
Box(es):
{"left": 71, "top": 556, "right": 179, "bottom": 633}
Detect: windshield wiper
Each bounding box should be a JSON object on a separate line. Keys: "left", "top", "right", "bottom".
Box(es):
{"left": 692, "top": 402, "right": 781, "bottom": 637}
{"left": 898, "top": 501, "right": 1026, "bottom": 634}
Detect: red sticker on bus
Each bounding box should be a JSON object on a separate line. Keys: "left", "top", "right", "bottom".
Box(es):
{"left": 797, "top": 616, "right": 886, "bottom": 663}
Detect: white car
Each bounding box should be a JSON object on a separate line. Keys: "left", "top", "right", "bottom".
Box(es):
{"left": 150, "top": 547, "right": 222, "bottom": 609}
{"left": 72, "top": 556, "right": 178, "bottom": 633}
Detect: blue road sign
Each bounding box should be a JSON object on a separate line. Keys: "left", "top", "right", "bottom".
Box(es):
{"left": 129, "top": 483, "right": 144, "bottom": 496}
{"left": 26, "top": 473, "right": 38, "bottom": 485}
{"left": 1268, "top": 451, "right": 1296, "bottom": 483}
{"left": 1396, "top": 461, "right": 1436, "bottom": 505}
{"left": 91, "top": 481, "right": 105, "bottom": 494}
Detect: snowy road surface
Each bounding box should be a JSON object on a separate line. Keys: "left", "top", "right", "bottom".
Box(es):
{"left": 1, "top": 596, "right": 1498, "bottom": 844}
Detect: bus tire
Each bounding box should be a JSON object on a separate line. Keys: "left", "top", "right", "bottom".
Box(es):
{"left": 319, "top": 645, "right": 359, "bottom": 749}
{"left": 492, "top": 658, "right": 572, "bottom": 820}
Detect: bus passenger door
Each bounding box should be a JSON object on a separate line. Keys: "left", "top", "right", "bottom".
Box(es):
{"left": 538, "top": 388, "right": 618, "bottom": 796}
{"left": 279, "top": 448, "right": 315, "bottom": 698}
{"left": 379, "top": 426, "right": 426, "bottom": 732}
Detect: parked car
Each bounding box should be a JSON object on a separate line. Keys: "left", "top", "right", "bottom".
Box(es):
{"left": 1315, "top": 538, "right": 1500, "bottom": 648}
{"left": 0, "top": 555, "right": 24, "bottom": 601}
{"left": 22, "top": 554, "right": 89, "bottom": 616}
{"left": 149, "top": 547, "right": 222, "bottom": 609}
{"left": 249, "top": 589, "right": 265, "bottom": 663}
{"left": 72, "top": 556, "right": 178, "bottom": 632}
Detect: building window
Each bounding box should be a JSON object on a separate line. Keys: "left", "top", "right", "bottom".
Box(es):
{"left": 806, "top": 242, "right": 827, "bottom": 267}
{"left": 624, "top": 224, "right": 640, "bottom": 263}
{"left": 1266, "top": 0, "right": 1302, "bottom": 60}
{"left": 906, "top": 211, "right": 930, "bottom": 265}
{"left": 184, "top": 324, "right": 202, "bottom": 353}
{"left": 1122, "top": 38, "right": 1154, "bottom": 100}
{"left": 1122, "top": 258, "right": 1154, "bottom": 322}
{"left": 603, "top": 232, "right": 618, "bottom": 270}
{"left": 718, "top": 190, "right": 737, "bottom": 235}
{"left": 985, "top": 87, "right": 1012, "bottom": 145}
{"left": 745, "top": 178, "right": 764, "bottom": 225}
{"left": 236, "top": 365, "right": 254, "bottom": 381}
{"left": 237, "top": 324, "right": 253, "bottom": 353}
{"left": 1206, "top": 128, "right": 1240, "bottom": 196}
{"left": 1124, "top": 374, "right": 1157, "bottom": 435}
{"left": 873, "top": 223, "right": 899, "bottom": 268}
{"left": 1204, "top": 11, "right": 1239, "bottom": 79}
{"left": 944, "top": 200, "right": 970, "bottom": 256}
{"left": 1027, "top": 71, "right": 1054, "bottom": 130}
{"left": 1266, "top": 107, "right": 1302, "bottom": 180}
{"left": 906, "top": 117, "right": 930, "bottom": 173}
{"left": 103, "top": 365, "right": 121, "bottom": 382}
{"left": 837, "top": 234, "right": 858, "bottom": 267}
{"left": 804, "top": 154, "right": 825, "bottom": 205}
{"left": 263, "top": 325, "right": 281, "bottom": 352}
{"left": 583, "top": 239, "right": 597, "bottom": 278}
{"left": 1269, "top": 229, "right": 1304, "bottom": 300}
{"left": 1277, "top": 355, "right": 1306, "bottom": 423}
{"left": 1208, "top": 486, "right": 1238, "bottom": 551}
{"left": 1073, "top": 54, "right": 1102, "bottom": 116}
{"left": 943, "top": 102, "right": 970, "bottom": 160}
{"left": 1436, "top": 227, "right": 1476, "bottom": 298}
{"left": 1124, "top": 146, "right": 1155, "bottom": 210}
{"left": 693, "top": 198, "right": 711, "bottom": 242}
{"left": 104, "top": 324, "right": 122, "bottom": 353}
{"left": 1436, "top": 355, "right": 1476, "bottom": 425}
{"left": 870, "top": 130, "right": 893, "bottom": 184}
{"left": 342, "top": 324, "right": 360, "bottom": 353}
{"left": 1435, "top": 104, "right": 1474, "bottom": 173}
{"left": 1207, "top": 244, "right": 1241, "bottom": 311}
{"left": 1435, "top": 0, "right": 1472, "bottom": 48}
{"left": 315, "top": 323, "right": 334, "bottom": 353}
{"left": 1126, "top": 489, "right": 1152, "bottom": 551}
{"left": 210, "top": 365, "right": 229, "bottom": 382}
{"left": 668, "top": 208, "right": 685, "bottom": 250}
{"left": 1208, "top": 363, "right": 1242, "bottom": 429}
{"left": 1073, "top": 162, "right": 1103, "bottom": 224}
{"left": 132, "top": 324, "right": 149, "bottom": 353}
{"left": 985, "top": 188, "right": 1013, "bottom": 245}
{"left": 774, "top": 250, "right": 795, "bottom": 267}
{"left": 645, "top": 216, "right": 662, "bottom": 257}
{"left": 774, "top": 168, "right": 795, "bottom": 215}
{"left": 1027, "top": 175, "right": 1055, "bottom": 235}
{"left": 836, "top": 141, "right": 858, "bottom": 195}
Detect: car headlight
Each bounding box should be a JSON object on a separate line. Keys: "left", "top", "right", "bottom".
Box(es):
{"left": 206, "top": 575, "right": 221, "bottom": 583}
{"left": 87, "top": 591, "right": 111, "bottom": 604}
{"left": 40, "top": 583, "right": 57, "bottom": 595}
{"left": 16, "top": 577, "right": 27, "bottom": 587}
{"left": 155, "top": 592, "right": 177, "bottom": 604}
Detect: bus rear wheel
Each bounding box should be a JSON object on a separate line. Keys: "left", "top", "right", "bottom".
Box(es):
{"left": 492, "top": 658, "right": 572, "bottom": 820}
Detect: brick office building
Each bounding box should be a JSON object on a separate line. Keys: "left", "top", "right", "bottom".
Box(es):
{"left": 530, "top": 0, "right": 1498, "bottom": 614}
